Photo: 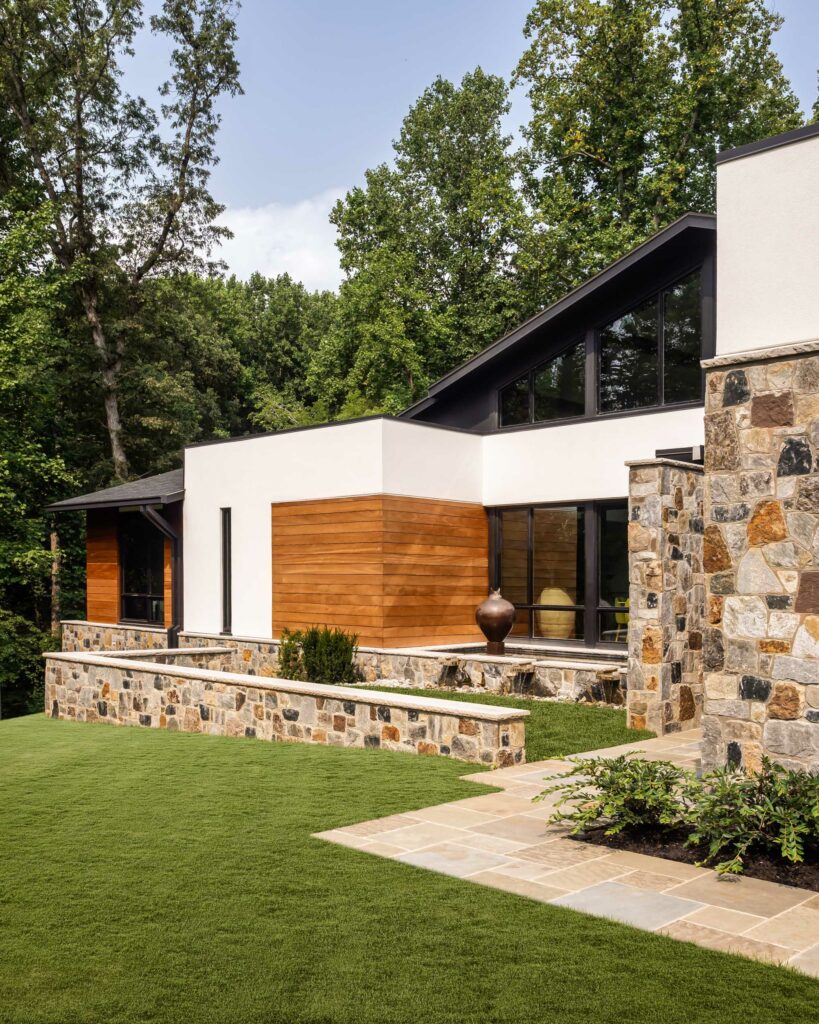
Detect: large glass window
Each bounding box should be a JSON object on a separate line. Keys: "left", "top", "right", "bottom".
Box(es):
{"left": 493, "top": 501, "right": 628, "bottom": 646}
{"left": 663, "top": 272, "right": 702, "bottom": 405}
{"left": 533, "top": 341, "right": 586, "bottom": 422}
{"left": 597, "top": 504, "right": 630, "bottom": 643}
{"left": 499, "top": 376, "right": 529, "bottom": 426}
{"left": 599, "top": 296, "right": 659, "bottom": 412}
{"left": 499, "top": 341, "right": 586, "bottom": 428}
{"left": 120, "top": 513, "right": 165, "bottom": 624}
{"left": 599, "top": 270, "right": 702, "bottom": 412}
{"left": 533, "top": 507, "right": 585, "bottom": 640}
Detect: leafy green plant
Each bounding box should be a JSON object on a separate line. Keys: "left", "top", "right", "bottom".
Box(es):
{"left": 276, "top": 626, "right": 361, "bottom": 686}
{"left": 539, "top": 753, "right": 696, "bottom": 836}
{"left": 689, "top": 759, "right": 819, "bottom": 876}
{"left": 277, "top": 628, "right": 306, "bottom": 681}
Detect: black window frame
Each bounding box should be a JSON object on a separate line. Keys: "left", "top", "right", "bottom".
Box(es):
{"left": 220, "top": 507, "right": 232, "bottom": 636}
{"left": 495, "top": 259, "right": 713, "bottom": 432}
{"left": 498, "top": 337, "right": 587, "bottom": 428}
{"left": 489, "top": 499, "right": 629, "bottom": 649}
{"left": 118, "top": 512, "right": 166, "bottom": 627}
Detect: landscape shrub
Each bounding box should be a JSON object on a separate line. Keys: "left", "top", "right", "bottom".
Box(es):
{"left": 541, "top": 753, "right": 819, "bottom": 877}
{"left": 539, "top": 753, "right": 696, "bottom": 836}
{"left": 689, "top": 758, "right": 819, "bottom": 876}
{"left": 277, "top": 626, "right": 361, "bottom": 685}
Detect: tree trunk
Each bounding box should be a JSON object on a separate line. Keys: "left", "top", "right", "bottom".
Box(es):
{"left": 50, "top": 526, "right": 62, "bottom": 637}
{"left": 79, "top": 283, "right": 129, "bottom": 481}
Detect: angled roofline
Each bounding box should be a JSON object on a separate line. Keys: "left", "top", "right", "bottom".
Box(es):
{"left": 47, "top": 469, "right": 184, "bottom": 513}
{"left": 716, "top": 122, "right": 819, "bottom": 166}
{"left": 402, "top": 212, "right": 715, "bottom": 411}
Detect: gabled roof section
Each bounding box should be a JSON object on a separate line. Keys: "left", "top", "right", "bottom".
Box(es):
{"left": 47, "top": 469, "right": 184, "bottom": 512}
{"left": 401, "top": 212, "right": 715, "bottom": 412}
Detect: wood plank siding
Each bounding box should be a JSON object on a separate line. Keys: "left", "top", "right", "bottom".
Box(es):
{"left": 86, "top": 508, "right": 120, "bottom": 624}
{"left": 271, "top": 494, "right": 489, "bottom": 647}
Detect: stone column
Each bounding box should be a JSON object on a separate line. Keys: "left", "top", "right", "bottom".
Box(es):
{"left": 700, "top": 342, "right": 819, "bottom": 772}
{"left": 626, "top": 459, "right": 705, "bottom": 735}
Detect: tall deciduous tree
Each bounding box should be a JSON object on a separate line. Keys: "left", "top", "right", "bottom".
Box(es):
{"left": 0, "top": 0, "right": 241, "bottom": 479}
{"left": 515, "top": 0, "right": 803, "bottom": 301}
{"left": 311, "top": 68, "right": 528, "bottom": 415}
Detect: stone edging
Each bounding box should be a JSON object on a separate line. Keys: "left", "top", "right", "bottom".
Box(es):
{"left": 43, "top": 650, "right": 529, "bottom": 723}
{"left": 625, "top": 458, "right": 704, "bottom": 473}
{"left": 701, "top": 338, "right": 819, "bottom": 370}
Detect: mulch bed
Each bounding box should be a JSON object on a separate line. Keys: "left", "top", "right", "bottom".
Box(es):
{"left": 573, "top": 826, "right": 819, "bottom": 893}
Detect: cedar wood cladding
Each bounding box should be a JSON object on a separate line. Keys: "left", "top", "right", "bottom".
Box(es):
{"left": 85, "top": 508, "right": 173, "bottom": 628}
{"left": 271, "top": 494, "right": 489, "bottom": 647}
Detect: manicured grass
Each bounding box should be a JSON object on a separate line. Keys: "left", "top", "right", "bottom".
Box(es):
{"left": 355, "top": 685, "right": 655, "bottom": 761}
{"left": 0, "top": 716, "right": 815, "bottom": 1024}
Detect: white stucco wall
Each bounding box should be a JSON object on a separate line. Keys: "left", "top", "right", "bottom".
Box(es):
{"left": 481, "top": 406, "right": 704, "bottom": 507}
{"left": 182, "top": 418, "right": 482, "bottom": 637}
{"left": 716, "top": 133, "right": 819, "bottom": 357}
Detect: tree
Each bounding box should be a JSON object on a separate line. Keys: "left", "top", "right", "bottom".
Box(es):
{"left": 0, "top": 0, "right": 241, "bottom": 479}
{"left": 515, "top": 0, "right": 803, "bottom": 302}
{"left": 311, "top": 68, "right": 529, "bottom": 414}
{"left": 0, "top": 198, "right": 81, "bottom": 716}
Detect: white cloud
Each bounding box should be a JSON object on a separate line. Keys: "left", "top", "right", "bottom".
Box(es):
{"left": 216, "top": 187, "right": 346, "bottom": 292}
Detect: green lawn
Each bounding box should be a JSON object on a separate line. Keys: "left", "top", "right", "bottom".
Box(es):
{"left": 0, "top": 716, "right": 815, "bottom": 1024}
{"left": 355, "top": 685, "right": 655, "bottom": 761}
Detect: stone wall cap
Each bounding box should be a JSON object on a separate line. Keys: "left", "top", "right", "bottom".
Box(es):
{"left": 114, "top": 646, "right": 234, "bottom": 659}
{"left": 625, "top": 458, "right": 704, "bottom": 472}
{"left": 43, "top": 650, "right": 530, "bottom": 722}
{"left": 701, "top": 338, "right": 819, "bottom": 370}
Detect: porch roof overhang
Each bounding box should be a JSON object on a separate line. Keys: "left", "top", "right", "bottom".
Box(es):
{"left": 46, "top": 468, "right": 184, "bottom": 512}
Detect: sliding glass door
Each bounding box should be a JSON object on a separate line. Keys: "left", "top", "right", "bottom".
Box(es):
{"left": 490, "top": 500, "right": 629, "bottom": 647}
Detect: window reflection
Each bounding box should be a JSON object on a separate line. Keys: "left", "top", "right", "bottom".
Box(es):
{"left": 499, "top": 375, "right": 529, "bottom": 426}
{"left": 664, "top": 272, "right": 702, "bottom": 404}
{"left": 120, "top": 513, "right": 165, "bottom": 625}
{"left": 534, "top": 341, "right": 585, "bottom": 421}
{"left": 599, "top": 296, "right": 658, "bottom": 412}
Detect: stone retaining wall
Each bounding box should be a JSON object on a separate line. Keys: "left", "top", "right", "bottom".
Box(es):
{"left": 700, "top": 344, "right": 819, "bottom": 771}
{"left": 44, "top": 652, "right": 527, "bottom": 766}
{"left": 60, "top": 622, "right": 626, "bottom": 704}
{"left": 626, "top": 459, "right": 705, "bottom": 734}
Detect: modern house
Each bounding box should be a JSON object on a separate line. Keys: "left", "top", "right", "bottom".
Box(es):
{"left": 49, "top": 123, "right": 819, "bottom": 769}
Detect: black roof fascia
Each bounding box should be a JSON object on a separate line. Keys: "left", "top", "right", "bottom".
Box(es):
{"left": 716, "top": 123, "right": 819, "bottom": 166}
{"left": 46, "top": 469, "right": 184, "bottom": 513}
{"left": 402, "top": 212, "right": 715, "bottom": 409}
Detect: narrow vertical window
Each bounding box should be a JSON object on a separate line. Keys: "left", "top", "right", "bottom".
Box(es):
{"left": 221, "top": 507, "right": 232, "bottom": 635}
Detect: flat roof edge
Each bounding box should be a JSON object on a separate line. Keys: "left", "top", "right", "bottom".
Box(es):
{"left": 716, "top": 122, "right": 819, "bottom": 166}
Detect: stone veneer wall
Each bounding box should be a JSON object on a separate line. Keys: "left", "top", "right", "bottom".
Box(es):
{"left": 626, "top": 460, "right": 705, "bottom": 735}
{"left": 44, "top": 653, "right": 527, "bottom": 766}
{"left": 60, "top": 622, "right": 626, "bottom": 703}
{"left": 700, "top": 344, "right": 819, "bottom": 771}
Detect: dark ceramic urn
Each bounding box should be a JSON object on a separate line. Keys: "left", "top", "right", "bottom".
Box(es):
{"left": 475, "top": 589, "right": 516, "bottom": 655}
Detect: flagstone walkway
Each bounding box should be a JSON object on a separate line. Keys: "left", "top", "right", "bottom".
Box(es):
{"left": 315, "top": 729, "right": 819, "bottom": 979}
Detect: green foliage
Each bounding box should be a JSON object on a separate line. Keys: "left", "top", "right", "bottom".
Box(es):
{"left": 312, "top": 68, "right": 530, "bottom": 415}
{"left": 689, "top": 758, "right": 819, "bottom": 876}
{"left": 544, "top": 753, "right": 819, "bottom": 877}
{"left": 514, "top": 0, "right": 803, "bottom": 303}
{"left": 277, "top": 626, "right": 361, "bottom": 686}
{"left": 541, "top": 753, "right": 696, "bottom": 835}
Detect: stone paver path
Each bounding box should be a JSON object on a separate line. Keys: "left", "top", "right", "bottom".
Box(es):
{"left": 315, "top": 729, "right": 819, "bottom": 978}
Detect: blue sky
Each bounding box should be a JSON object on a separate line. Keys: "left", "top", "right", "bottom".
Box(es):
{"left": 126, "top": 1, "right": 818, "bottom": 290}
